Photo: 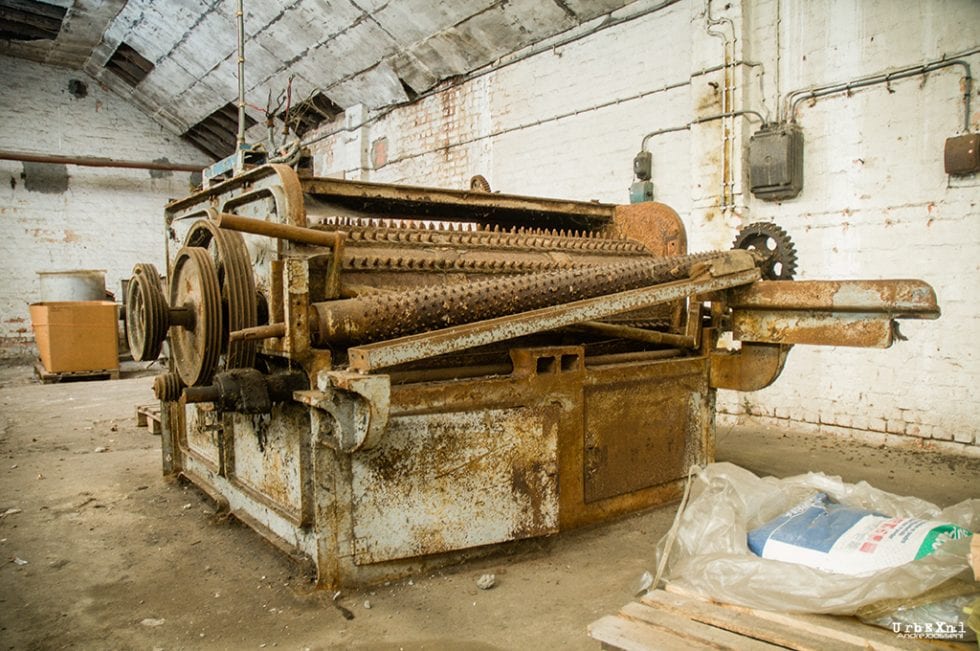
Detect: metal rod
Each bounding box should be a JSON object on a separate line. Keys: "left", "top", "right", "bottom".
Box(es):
{"left": 184, "top": 385, "right": 221, "bottom": 404}
{"left": 229, "top": 323, "right": 286, "bottom": 342}
{"left": 236, "top": 0, "right": 246, "bottom": 148}
{"left": 584, "top": 349, "right": 683, "bottom": 367}
{"left": 570, "top": 321, "right": 697, "bottom": 348}
{"left": 215, "top": 212, "right": 345, "bottom": 247}
{"left": 0, "top": 149, "right": 203, "bottom": 172}
{"left": 388, "top": 362, "right": 515, "bottom": 385}
{"left": 168, "top": 307, "right": 195, "bottom": 328}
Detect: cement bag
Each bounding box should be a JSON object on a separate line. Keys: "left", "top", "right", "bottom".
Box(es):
{"left": 655, "top": 462, "right": 978, "bottom": 615}
{"left": 747, "top": 492, "right": 971, "bottom": 574}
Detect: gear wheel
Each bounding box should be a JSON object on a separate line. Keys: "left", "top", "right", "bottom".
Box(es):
{"left": 732, "top": 222, "right": 798, "bottom": 280}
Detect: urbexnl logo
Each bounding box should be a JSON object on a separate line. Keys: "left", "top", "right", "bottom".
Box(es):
{"left": 891, "top": 621, "right": 967, "bottom": 640}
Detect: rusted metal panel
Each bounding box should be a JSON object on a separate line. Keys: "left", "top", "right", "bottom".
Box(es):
{"left": 610, "top": 202, "right": 687, "bottom": 257}
{"left": 732, "top": 311, "right": 899, "bottom": 348}
{"left": 227, "top": 406, "right": 306, "bottom": 522}
{"left": 584, "top": 373, "right": 703, "bottom": 502}
{"left": 182, "top": 403, "right": 223, "bottom": 473}
{"left": 350, "top": 406, "right": 559, "bottom": 565}
{"left": 300, "top": 176, "right": 616, "bottom": 231}
{"left": 728, "top": 279, "right": 940, "bottom": 318}
{"left": 559, "top": 356, "right": 712, "bottom": 530}
{"left": 710, "top": 343, "right": 791, "bottom": 391}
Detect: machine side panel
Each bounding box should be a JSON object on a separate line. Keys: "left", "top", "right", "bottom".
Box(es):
{"left": 227, "top": 406, "right": 307, "bottom": 522}
{"left": 182, "top": 403, "right": 222, "bottom": 473}
{"left": 557, "top": 356, "right": 712, "bottom": 529}
{"left": 583, "top": 372, "right": 705, "bottom": 503}
{"left": 350, "top": 406, "right": 559, "bottom": 565}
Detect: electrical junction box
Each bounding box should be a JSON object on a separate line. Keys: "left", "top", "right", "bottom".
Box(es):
{"left": 749, "top": 123, "right": 804, "bottom": 201}
{"left": 633, "top": 151, "right": 652, "bottom": 180}
{"left": 630, "top": 180, "right": 654, "bottom": 203}
{"left": 944, "top": 133, "right": 980, "bottom": 175}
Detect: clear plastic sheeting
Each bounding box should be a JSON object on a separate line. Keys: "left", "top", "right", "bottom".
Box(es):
{"left": 654, "top": 462, "right": 979, "bottom": 615}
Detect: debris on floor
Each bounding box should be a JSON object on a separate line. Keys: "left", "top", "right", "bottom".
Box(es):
{"left": 476, "top": 573, "right": 496, "bottom": 590}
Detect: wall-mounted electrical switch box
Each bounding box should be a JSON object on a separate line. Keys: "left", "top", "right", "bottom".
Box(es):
{"left": 749, "top": 123, "right": 804, "bottom": 201}
{"left": 944, "top": 133, "right": 979, "bottom": 175}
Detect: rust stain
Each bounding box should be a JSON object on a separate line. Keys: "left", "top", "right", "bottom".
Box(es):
{"left": 697, "top": 82, "right": 722, "bottom": 112}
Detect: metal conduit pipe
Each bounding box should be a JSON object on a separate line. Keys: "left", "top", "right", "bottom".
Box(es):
{"left": 0, "top": 150, "right": 204, "bottom": 172}
{"left": 783, "top": 47, "right": 979, "bottom": 131}
{"left": 705, "top": 0, "right": 742, "bottom": 211}
{"left": 640, "top": 110, "right": 766, "bottom": 151}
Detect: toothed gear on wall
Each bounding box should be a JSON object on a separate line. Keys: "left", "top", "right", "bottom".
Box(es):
{"left": 732, "top": 222, "right": 798, "bottom": 280}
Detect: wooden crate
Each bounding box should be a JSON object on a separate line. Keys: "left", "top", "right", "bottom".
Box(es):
{"left": 30, "top": 301, "right": 119, "bottom": 373}
{"left": 588, "top": 586, "right": 967, "bottom": 651}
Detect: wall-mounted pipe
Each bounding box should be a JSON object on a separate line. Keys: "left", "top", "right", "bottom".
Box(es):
{"left": 639, "top": 110, "right": 766, "bottom": 151}
{"left": 0, "top": 150, "right": 204, "bottom": 173}
{"left": 705, "top": 0, "right": 738, "bottom": 212}
{"left": 783, "top": 47, "right": 979, "bottom": 131}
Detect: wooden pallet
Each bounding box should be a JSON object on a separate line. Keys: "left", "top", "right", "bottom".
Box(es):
{"left": 135, "top": 403, "right": 162, "bottom": 435}
{"left": 588, "top": 586, "right": 968, "bottom": 651}
{"left": 34, "top": 362, "right": 119, "bottom": 384}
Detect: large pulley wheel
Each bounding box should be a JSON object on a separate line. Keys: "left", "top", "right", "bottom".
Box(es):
{"left": 184, "top": 220, "right": 258, "bottom": 369}
{"left": 170, "top": 246, "right": 223, "bottom": 387}
{"left": 125, "top": 263, "right": 168, "bottom": 361}
{"left": 732, "top": 222, "right": 798, "bottom": 280}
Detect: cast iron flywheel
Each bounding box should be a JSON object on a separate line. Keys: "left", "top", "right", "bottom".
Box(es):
{"left": 184, "top": 220, "right": 258, "bottom": 370}
{"left": 125, "top": 263, "right": 168, "bottom": 362}
{"left": 169, "top": 246, "right": 223, "bottom": 387}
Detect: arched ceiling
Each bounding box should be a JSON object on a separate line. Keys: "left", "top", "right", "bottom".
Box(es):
{"left": 1, "top": 0, "right": 637, "bottom": 157}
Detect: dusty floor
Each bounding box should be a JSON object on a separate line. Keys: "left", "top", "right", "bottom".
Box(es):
{"left": 0, "top": 368, "right": 977, "bottom": 650}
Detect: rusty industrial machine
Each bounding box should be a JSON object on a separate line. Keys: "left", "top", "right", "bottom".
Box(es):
{"left": 125, "top": 163, "right": 938, "bottom": 588}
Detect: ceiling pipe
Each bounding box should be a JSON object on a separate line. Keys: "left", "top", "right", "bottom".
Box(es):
{"left": 0, "top": 150, "right": 204, "bottom": 173}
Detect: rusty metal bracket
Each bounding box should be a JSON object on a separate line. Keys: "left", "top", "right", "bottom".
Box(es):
{"left": 294, "top": 372, "right": 390, "bottom": 453}
{"left": 709, "top": 343, "right": 792, "bottom": 391}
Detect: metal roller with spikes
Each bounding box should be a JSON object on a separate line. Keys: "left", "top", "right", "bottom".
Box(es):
{"left": 314, "top": 250, "right": 735, "bottom": 345}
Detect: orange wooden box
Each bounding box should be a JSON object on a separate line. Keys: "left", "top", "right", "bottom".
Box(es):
{"left": 29, "top": 301, "right": 119, "bottom": 373}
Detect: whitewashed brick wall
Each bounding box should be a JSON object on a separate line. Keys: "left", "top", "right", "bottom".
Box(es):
{"left": 0, "top": 55, "right": 209, "bottom": 361}
{"left": 305, "top": 0, "right": 979, "bottom": 449}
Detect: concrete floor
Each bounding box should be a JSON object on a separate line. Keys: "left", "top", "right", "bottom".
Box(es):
{"left": 0, "top": 370, "right": 976, "bottom": 649}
